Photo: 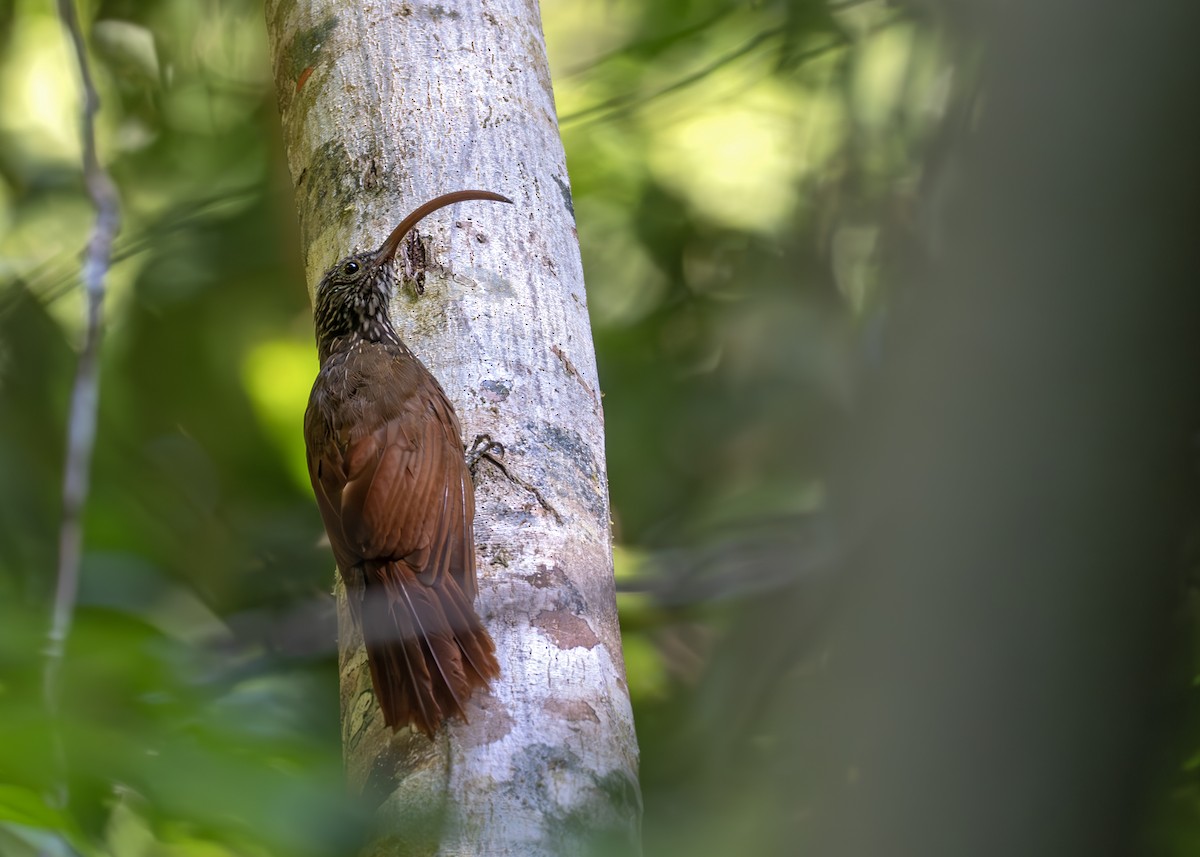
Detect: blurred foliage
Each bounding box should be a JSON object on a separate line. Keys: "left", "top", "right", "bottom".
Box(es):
{"left": 2, "top": 0, "right": 1195, "bottom": 855}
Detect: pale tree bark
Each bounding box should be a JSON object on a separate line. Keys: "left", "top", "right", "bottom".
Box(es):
{"left": 264, "top": 1, "right": 641, "bottom": 854}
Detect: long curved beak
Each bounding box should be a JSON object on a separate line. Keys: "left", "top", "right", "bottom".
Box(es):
{"left": 375, "top": 190, "right": 512, "bottom": 264}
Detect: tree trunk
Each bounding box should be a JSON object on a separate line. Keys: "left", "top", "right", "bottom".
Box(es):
{"left": 263, "top": 2, "right": 641, "bottom": 854}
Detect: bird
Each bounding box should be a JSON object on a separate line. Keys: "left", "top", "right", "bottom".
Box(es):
{"left": 303, "top": 190, "right": 509, "bottom": 737}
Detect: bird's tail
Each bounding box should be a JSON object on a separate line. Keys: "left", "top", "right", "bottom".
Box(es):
{"left": 359, "top": 561, "right": 499, "bottom": 738}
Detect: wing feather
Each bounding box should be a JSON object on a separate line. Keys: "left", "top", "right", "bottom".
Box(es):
{"left": 304, "top": 347, "right": 497, "bottom": 735}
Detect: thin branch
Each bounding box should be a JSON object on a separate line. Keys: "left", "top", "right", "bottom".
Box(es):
{"left": 0, "top": 189, "right": 259, "bottom": 318}
{"left": 560, "top": 0, "right": 876, "bottom": 83}
{"left": 45, "top": 0, "right": 121, "bottom": 808}
{"left": 560, "top": 7, "right": 736, "bottom": 79}
{"left": 559, "top": 27, "right": 785, "bottom": 127}
{"left": 32, "top": 188, "right": 257, "bottom": 307}
{"left": 558, "top": 4, "right": 907, "bottom": 130}
{"left": 468, "top": 435, "right": 564, "bottom": 524}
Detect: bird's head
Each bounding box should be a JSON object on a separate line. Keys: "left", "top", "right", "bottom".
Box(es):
{"left": 313, "top": 189, "right": 511, "bottom": 359}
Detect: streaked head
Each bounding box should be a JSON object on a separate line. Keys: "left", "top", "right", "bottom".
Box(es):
{"left": 312, "top": 190, "right": 512, "bottom": 359}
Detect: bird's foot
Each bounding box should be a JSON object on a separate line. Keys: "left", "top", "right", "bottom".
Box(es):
{"left": 467, "top": 434, "right": 505, "bottom": 474}
{"left": 466, "top": 434, "right": 563, "bottom": 523}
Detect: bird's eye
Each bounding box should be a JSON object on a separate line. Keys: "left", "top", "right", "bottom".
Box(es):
{"left": 342, "top": 261, "right": 360, "bottom": 276}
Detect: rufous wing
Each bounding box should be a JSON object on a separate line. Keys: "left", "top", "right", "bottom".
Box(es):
{"left": 305, "top": 379, "right": 497, "bottom": 735}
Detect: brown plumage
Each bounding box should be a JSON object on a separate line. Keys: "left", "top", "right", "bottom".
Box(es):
{"left": 303, "top": 191, "right": 509, "bottom": 737}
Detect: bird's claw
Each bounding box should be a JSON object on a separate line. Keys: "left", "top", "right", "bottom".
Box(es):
{"left": 467, "top": 433, "right": 505, "bottom": 473}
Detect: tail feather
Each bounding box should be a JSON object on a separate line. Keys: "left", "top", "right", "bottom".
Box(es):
{"left": 438, "top": 573, "right": 500, "bottom": 685}
{"left": 360, "top": 561, "right": 498, "bottom": 737}
{"left": 395, "top": 574, "right": 472, "bottom": 717}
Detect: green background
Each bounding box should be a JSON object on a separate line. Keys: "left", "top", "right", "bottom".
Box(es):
{"left": 2, "top": 1, "right": 1198, "bottom": 855}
